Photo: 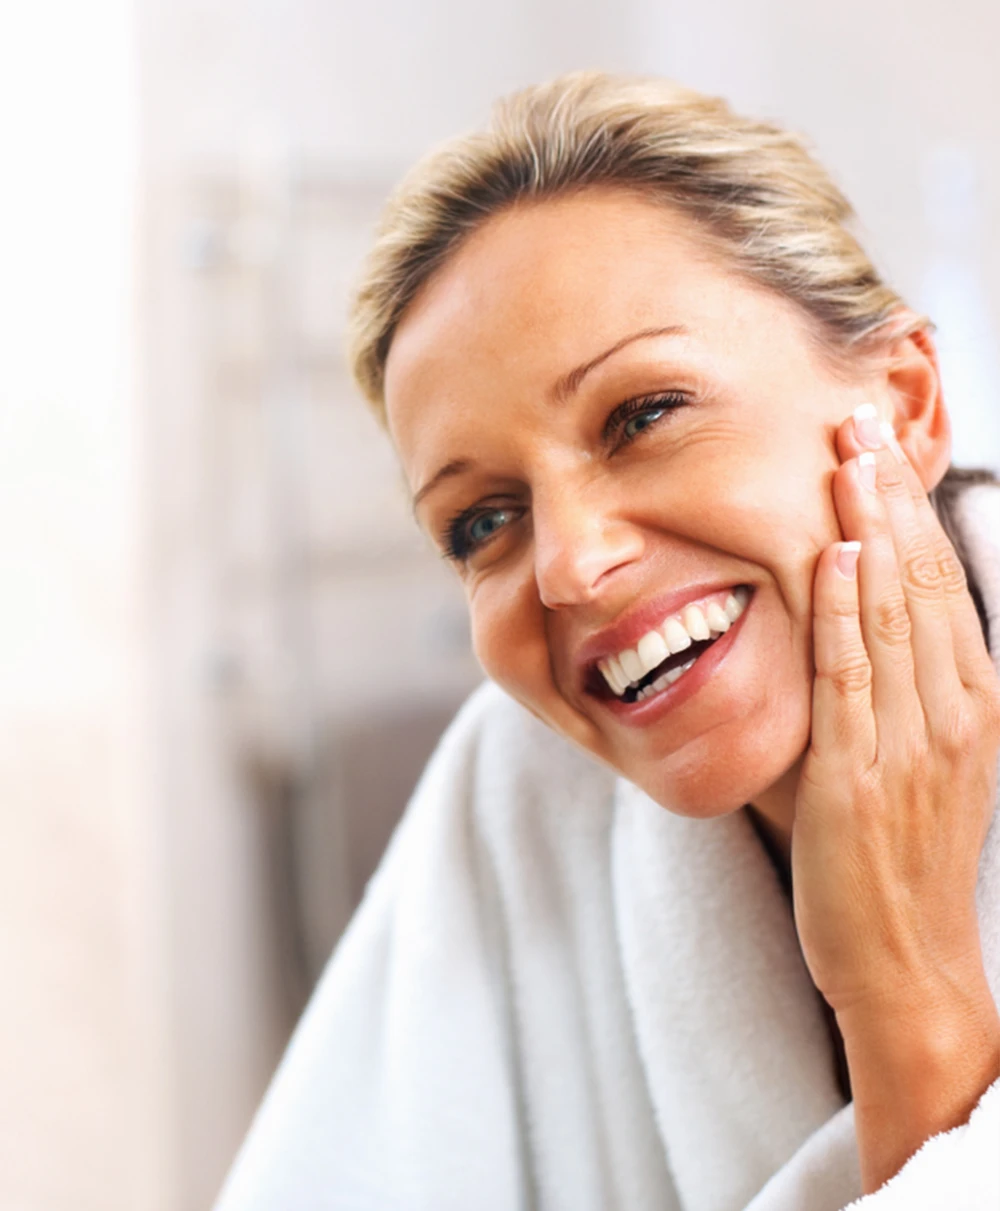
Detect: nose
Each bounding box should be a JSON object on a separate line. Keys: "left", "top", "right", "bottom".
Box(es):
{"left": 533, "top": 489, "right": 645, "bottom": 610}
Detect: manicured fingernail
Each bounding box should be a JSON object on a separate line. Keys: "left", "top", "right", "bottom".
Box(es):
{"left": 853, "top": 403, "right": 883, "bottom": 449}
{"left": 836, "top": 541, "right": 861, "bottom": 579}
{"left": 858, "top": 451, "right": 877, "bottom": 492}
{"left": 879, "top": 421, "right": 907, "bottom": 464}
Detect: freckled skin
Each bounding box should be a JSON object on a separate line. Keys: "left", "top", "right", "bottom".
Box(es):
{"left": 383, "top": 189, "right": 877, "bottom": 821}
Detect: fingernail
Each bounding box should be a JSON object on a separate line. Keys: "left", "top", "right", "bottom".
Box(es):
{"left": 836, "top": 541, "right": 861, "bottom": 579}
{"left": 853, "top": 403, "right": 883, "bottom": 449}
{"left": 879, "top": 421, "right": 907, "bottom": 464}
{"left": 858, "top": 451, "right": 877, "bottom": 492}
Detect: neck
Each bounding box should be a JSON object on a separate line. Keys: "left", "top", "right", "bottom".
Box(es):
{"left": 745, "top": 754, "right": 803, "bottom": 880}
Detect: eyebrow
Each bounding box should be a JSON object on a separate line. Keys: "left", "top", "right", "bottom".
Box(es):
{"left": 550, "top": 324, "right": 689, "bottom": 403}
{"left": 412, "top": 458, "right": 473, "bottom": 513}
{"left": 411, "top": 324, "right": 690, "bottom": 513}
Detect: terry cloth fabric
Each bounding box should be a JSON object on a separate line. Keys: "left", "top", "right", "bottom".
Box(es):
{"left": 214, "top": 482, "right": 1000, "bottom": 1211}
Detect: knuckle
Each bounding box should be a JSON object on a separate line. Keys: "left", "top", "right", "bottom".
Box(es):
{"left": 819, "top": 653, "right": 872, "bottom": 697}
{"left": 828, "top": 762, "right": 881, "bottom": 816}
{"left": 934, "top": 706, "right": 978, "bottom": 760}
{"left": 826, "top": 594, "right": 860, "bottom": 620}
{"left": 936, "top": 546, "right": 969, "bottom": 597}
{"left": 900, "top": 545, "right": 941, "bottom": 598}
{"left": 855, "top": 764, "right": 883, "bottom": 803}
{"left": 879, "top": 466, "right": 909, "bottom": 500}
{"left": 873, "top": 590, "right": 912, "bottom": 644}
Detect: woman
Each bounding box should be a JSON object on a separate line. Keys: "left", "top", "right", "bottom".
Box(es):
{"left": 216, "top": 73, "right": 1000, "bottom": 1209}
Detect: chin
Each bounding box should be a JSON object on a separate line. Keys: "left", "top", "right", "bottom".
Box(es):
{"left": 625, "top": 695, "right": 812, "bottom": 820}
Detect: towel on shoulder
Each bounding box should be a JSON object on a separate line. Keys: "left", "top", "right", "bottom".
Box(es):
{"left": 215, "top": 483, "right": 1000, "bottom": 1211}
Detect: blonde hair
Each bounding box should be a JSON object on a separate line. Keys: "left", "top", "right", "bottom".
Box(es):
{"left": 347, "top": 70, "right": 923, "bottom": 425}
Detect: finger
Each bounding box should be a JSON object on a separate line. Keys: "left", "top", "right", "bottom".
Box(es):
{"left": 809, "top": 539, "right": 877, "bottom": 770}
{"left": 832, "top": 451, "right": 926, "bottom": 746}
{"left": 884, "top": 439, "right": 996, "bottom": 700}
{"left": 833, "top": 401, "right": 884, "bottom": 466}
{"left": 856, "top": 439, "right": 967, "bottom": 736}
{"left": 837, "top": 404, "right": 995, "bottom": 700}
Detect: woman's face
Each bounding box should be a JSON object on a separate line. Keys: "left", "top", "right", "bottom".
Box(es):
{"left": 384, "top": 189, "right": 881, "bottom": 817}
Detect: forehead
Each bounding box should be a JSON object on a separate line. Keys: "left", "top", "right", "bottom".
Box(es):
{"left": 383, "top": 189, "right": 805, "bottom": 472}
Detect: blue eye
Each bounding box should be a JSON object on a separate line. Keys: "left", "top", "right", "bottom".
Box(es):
{"left": 443, "top": 504, "right": 520, "bottom": 562}
{"left": 622, "top": 407, "right": 667, "bottom": 440}
{"left": 468, "top": 509, "right": 512, "bottom": 543}
{"left": 604, "top": 390, "right": 688, "bottom": 447}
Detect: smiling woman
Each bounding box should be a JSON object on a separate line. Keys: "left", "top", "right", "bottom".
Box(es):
{"left": 215, "top": 73, "right": 1000, "bottom": 1210}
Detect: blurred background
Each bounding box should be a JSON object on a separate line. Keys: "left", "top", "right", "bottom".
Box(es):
{"left": 1, "top": 1, "right": 998, "bottom": 1208}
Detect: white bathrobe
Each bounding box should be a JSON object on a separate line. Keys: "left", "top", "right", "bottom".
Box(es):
{"left": 215, "top": 483, "right": 1000, "bottom": 1211}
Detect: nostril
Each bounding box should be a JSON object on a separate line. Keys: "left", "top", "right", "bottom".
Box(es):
{"left": 534, "top": 513, "right": 645, "bottom": 610}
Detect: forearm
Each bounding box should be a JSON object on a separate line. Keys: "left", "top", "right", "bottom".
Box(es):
{"left": 837, "top": 968, "right": 1000, "bottom": 1195}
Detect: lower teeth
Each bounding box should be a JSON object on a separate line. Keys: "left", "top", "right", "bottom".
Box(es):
{"left": 631, "top": 654, "right": 699, "bottom": 702}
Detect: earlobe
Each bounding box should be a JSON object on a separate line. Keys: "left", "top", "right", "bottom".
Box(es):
{"left": 883, "top": 324, "right": 952, "bottom": 492}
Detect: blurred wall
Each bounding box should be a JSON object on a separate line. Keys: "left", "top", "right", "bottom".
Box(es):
{"left": 0, "top": 4, "right": 155, "bottom": 1211}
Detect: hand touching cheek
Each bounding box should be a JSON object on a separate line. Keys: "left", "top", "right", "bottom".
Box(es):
{"left": 790, "top": 404, "right": 1000, "bottom": 1192}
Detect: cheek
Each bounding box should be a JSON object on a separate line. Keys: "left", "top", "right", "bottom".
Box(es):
{"left": 724, "top": 428, "right": 833, "bottom": 521}
{"left": 703, "top": 432, "right": 840, "bottom": 595}
{"left": 468, "top": 578, "right": 550, "bottom": 697}
{"left": 635, "top": 428, "right": 836, "bottom": 588}
{"left": 469, "top": 576, "right": 602, "bottom": 741}
{"left": 641, "top": 416, "right": 834, "bottom": 525}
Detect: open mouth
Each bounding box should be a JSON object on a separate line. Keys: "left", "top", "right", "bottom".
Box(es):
{"left": 616, "top": 635, "right": 719, "bottom": 702}
{"left": 586, "top": 585, "right": 753, "bottom": 705}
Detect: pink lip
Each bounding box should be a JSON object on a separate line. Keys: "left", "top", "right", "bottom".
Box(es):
{"left": 599, "top": 587, "right": 754, "bottom": 725}
{"left": 575, "top": 579, "right": 750, "bottom": 685}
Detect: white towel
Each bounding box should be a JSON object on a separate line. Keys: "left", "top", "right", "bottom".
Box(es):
{"left": 214, "top": 482, "right": 1000, "bottom": 1211}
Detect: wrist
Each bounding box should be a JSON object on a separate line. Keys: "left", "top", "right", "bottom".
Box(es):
{"left": 835, "top": 970, "right": 1000, "bottom": 1195}
{"left": 832, "top": 933, "right": 992, "bottom": 1027}
{"left": 832, "top": 963, "right": 997, "bottom": 1099}
{"left": 838, "top": 991, "right": 1000, "bottom": 1107}
{"left": 833, "top": 959, "right": 999, "bottom": 1057}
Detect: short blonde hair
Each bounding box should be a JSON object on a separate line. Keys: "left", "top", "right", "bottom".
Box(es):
{"left": 347, "top": 70, "right": 922, "bottom": 425}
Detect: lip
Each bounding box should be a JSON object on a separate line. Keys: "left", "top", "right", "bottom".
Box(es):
{"left": 575, "top": 579, "right": 750, "bottom": 685}
{"left": 598, "top": 585, "right": 754, "bottom": 725}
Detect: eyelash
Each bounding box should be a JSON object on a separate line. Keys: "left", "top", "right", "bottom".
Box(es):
{"left": 441, "top": 390, "right": 689, "bottom": 562}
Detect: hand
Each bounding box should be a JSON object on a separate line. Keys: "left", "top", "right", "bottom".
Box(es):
{"left": 790, "top": 406, "right": 1000, "bottom": 1022}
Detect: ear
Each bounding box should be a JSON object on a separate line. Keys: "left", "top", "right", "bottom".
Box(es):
{"left": 876, "top": 322, "right": 952, "bottom": 491}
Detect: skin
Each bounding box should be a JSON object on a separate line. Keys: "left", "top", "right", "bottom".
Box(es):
{"left": 383, "top": 188, "right": 1000, "bottom": 1192}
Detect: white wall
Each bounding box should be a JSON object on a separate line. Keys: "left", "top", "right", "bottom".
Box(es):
{"left": 0, "top": 4, "right": 159, "bottom": 1210}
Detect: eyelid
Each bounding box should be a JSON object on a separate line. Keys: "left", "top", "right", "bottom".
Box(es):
{"left": 440, "top": 499, "right": 524, "bottom": 563}
{"left": 604, "top": 389, "right": 688, "bottom": 447}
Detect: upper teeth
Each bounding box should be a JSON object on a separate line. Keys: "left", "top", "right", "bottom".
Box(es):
{"left": 598, "top": 587, "right": 750, "bottom": 697}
